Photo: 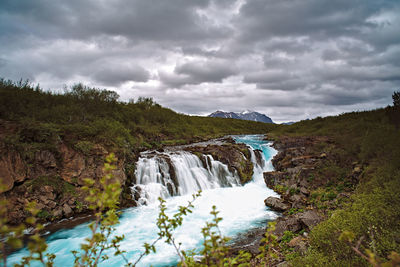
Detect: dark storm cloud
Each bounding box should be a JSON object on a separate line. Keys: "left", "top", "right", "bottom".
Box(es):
{"left": 0, "top": 0, "right": 229, "bottom": 42}
{"left": 0, "top": 0, "right": 399, "bottom": 122}
{"left": 236, "top": 0, "right": 391, "bottom": 41}
{"left": 160, "top": 60, "right": 238, "bottom": 88}
{"left": 91, "top": 64, "right": 150, "bottom": 86}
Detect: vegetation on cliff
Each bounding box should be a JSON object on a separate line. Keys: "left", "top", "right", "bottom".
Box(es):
{"left": 268, "top": 104, "right": 400, "bottom": 266}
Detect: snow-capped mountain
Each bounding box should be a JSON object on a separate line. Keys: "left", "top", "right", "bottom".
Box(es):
{"left": 208, "top": 110, "right": 274, "bottom": 123}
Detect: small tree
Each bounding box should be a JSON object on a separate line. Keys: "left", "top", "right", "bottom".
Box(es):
{"left": 393, "top": 91, "right": 400, "bottom": 107}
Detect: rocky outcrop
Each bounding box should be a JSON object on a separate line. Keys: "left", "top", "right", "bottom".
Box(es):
{"left": 59, "top": 144, "right": 126, "bottom": 186}
{"left": 0, "top": 139, "right": 132, "bottom": 224}
{"left": 184, "top": 139, "right": 254, "bottom": 184}
{"left": 0, "top": 151, "right": 27, "bottom": 193}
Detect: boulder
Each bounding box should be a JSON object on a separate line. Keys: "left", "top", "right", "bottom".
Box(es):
{"left": 274, "top": 217, "right": 302, "bottom": 236}
{"left": 264, "top": 197, "right": 289, "bottom": 212}
{"left": 297, "top": 210, "right": 322, "bottom": 229}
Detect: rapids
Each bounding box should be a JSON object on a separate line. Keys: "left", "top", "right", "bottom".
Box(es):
{"left": 8, "top": 134, "right": 278, "bottom": 266}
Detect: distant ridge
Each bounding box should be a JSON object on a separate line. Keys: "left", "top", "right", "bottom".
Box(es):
{"left": 208, "top": 110, "right": 274, "bottom": 123}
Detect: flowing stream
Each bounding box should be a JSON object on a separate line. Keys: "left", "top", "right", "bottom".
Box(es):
{"left": 9, "top": 135, "right": 278, "bottom": 266}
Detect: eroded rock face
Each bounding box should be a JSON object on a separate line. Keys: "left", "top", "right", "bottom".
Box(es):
{"left": 59, "top": 144, "right": 126, "bottom": 187}
{"left": 0, "top": 151, "right": 27, "bottom": 193}
{"left": 1, "top": 141, "right": 129, "bottom": 224}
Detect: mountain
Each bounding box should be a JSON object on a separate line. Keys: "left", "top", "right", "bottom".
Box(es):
{"left": 282, "top": 121, "right": 295, "bottom": 125}
{"left": 208, "top": 110, "right": 241, "bottom": 119}
{"left": 208, "top": 110, "right": 274, "bottom": 123}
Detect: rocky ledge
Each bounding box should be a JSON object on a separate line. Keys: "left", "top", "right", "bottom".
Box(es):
{"left": 183, "top": 137, "right": 254, "bottom": 184}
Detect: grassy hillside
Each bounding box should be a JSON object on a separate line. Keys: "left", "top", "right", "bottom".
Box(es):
{"left": 269, "top": 107, "right": 400, "bottom": 266}
{"left": 0, "top": 79, "right": 275, "bottom": 154}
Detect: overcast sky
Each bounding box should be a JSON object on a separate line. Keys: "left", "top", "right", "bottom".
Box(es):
{"left": 1, "top": 0, "right": 400, "bottom": 123}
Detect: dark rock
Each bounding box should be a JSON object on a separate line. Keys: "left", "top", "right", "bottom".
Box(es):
{"left": 264, "top": 197, "right": 289, "bottom": 212}
{"left": 297, "top": 210, "right": 322, "bottom": 229}
{"left": 254, "top": 149, "right": 265, "bottom": 168}
{"left": 228, "top": 227, "right": 266, "bottom": 255}
{"left": 263, "top": 171, "right": 285, "bottom": 188}
{"left": 274, "top": 217, "right": 302, "bottom": 236}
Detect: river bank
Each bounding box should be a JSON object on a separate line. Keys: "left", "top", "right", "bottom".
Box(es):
{"left": 259, "top": 135, "right": 362, "bottom": 265}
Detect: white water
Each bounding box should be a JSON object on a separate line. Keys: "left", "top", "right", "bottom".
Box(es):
{"left": 134, "top": 151, "right": 240, "bottom": 205}
{"left": 8, "top": 135, "right": 278, "bottom": 266}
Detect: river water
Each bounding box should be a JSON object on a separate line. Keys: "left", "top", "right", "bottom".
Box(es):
{"left": 9, "top": 134, "right": 278, "bottom": 266}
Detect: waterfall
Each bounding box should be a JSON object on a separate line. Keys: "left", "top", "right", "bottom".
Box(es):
{"left": 133, "top": 151, "right": 240, "bottom": 204}
{"left": 8, "top": 135, "right": 279, "bottom": 267}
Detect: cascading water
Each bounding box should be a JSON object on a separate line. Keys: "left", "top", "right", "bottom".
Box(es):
{"left": 8, "top": 135, "right": 278, "bottom": 267}
{"left": 133, "top": 151, "right": 240, "bottom": 205}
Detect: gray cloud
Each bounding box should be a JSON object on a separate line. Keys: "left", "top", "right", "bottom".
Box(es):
{"left": 91, "top": 64, "right": 150, "bottom": 86}
{"left": 235, "top": 0, "right": 390, "bottom": 42}
{"left": 0, "top": 0, "right": 231, "bottom": 42}
{"left": 160, "top": 60, "right": 238, "bottom": 88}
{"left": 1, "top": 0, "right": 400, "bottom": 123}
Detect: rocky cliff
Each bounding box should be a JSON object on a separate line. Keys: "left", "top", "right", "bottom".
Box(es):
{"left": 0, "top": 120, "right": 136, "bottom": 224}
